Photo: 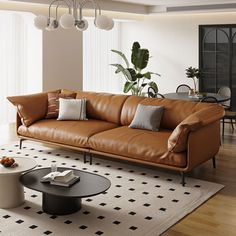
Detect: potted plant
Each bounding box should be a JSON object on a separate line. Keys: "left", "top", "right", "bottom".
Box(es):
{"left": 185, "top": 66, "right": 200, "bottom": 93}
{"left": 111, "top": 42, "right": 160, "bottom": 96}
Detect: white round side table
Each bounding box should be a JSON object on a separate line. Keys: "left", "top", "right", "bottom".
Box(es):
{"left": 0, "top": 157, "right": 37, "bottom": 209}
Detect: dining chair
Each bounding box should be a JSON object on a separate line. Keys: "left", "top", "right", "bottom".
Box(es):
{"left": 217, "top": 86, "right": 234, "bottom": 137}
{"left": 148, "top": 87, "right": 165, "bottom": 98}
{"left": 176, "top": 84, "right": 191, "bottom": 93}
{"left": 200, "top": 96, "right": 218, "bottom": 103}
{"left": 218, "top": 86, "right": 231, "bottom": 108}
{"left": 222, "top": 111, "right": 236, "bottom": 137}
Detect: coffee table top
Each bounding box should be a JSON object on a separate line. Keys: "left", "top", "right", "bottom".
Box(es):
{"left": 0, "top": 157, "right": 37, "bottom": 175}
{"left": 20, "top": 167, "right": 111, "bottom": 198}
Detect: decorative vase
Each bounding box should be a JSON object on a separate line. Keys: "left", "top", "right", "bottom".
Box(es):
{"left": 188, "top": 89, "right": 195, "bottom": 96}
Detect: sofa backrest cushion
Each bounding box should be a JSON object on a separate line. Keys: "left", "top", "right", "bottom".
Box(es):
{"left": 120, "top": 96, "right": 146, "bottom": 126}
{"left": 62, "top": 89, "right": 128, "bottom": 124}
{"left": 121, "top": 96, "right": 217, "bottom": 129}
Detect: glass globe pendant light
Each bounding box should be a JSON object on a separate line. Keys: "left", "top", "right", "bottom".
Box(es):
{"left": 60, "top": 13, "right": 75, "bottom": 29}
{"left": 34, "top": 15, "right": 48, "bottom": 30}
{"left": 34, "top": 0, "right": 114, "bottom": 32}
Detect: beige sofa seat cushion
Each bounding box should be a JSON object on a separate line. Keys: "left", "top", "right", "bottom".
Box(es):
{"left": 18, "top": 119, "right": 118, "bottom": 148}
{"left": 89, "top": 126, "right": 187, "bottom": 167}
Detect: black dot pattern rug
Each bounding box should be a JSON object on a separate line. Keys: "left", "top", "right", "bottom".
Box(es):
{"left": 0, "top": 141, "right": 224, "bottom": 236}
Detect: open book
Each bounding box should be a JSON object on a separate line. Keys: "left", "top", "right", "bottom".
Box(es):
{"left": 41, "top": 170, "right": 80, "bottom": 187}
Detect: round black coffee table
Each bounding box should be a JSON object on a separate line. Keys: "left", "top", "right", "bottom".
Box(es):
{"left": 20, "top": 167, "right": 111, "bottom": 215}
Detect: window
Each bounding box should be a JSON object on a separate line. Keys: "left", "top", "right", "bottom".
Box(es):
{"left": 83, "top": 19, "right": 123, "bottom": 93}
{"left": 0, "top": 11, "right": 42, "bottom": 125}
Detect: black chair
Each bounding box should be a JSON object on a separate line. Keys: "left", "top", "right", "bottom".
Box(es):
{"left": 148, "top": 87, "right": 165, "bottom": 98}
{"left": 222, "top": 111, "right": 236, "bottom": 137}
{"left": 176, "top": 84, "right": 191, "bottom": 93}
{"left": 200, "top": 96, "right": 218, "bottom": 103}
{"left": 218, "top": 86, "right": 231, "bottom": 108}
{"left": 218, "top": 86, "right": 235, "bottom": 137}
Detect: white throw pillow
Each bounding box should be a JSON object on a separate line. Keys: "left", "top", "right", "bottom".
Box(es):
{"left": 57, "top": 98, "right": 87, "bottom": 121}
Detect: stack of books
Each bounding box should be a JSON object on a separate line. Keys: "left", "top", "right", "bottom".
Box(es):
{"left": 41, "top": 170, "right": 80, "bottom": 187}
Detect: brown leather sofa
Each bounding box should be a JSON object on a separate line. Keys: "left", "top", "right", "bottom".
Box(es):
{"left": 8, "top": 89, "right": 225, "bottom": 185}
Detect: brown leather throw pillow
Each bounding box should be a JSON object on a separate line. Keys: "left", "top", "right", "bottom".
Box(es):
{"left": 7, "top": 92, "right": 49, "bottom": 127}
{"left": 45, "top": 92, "right": 77, "bottom": 119}
{"left": 168, "top": 114, "right": 202, "bottom": 153}
{"left": 168, "top": 105, "right": 224, "bottom": 153}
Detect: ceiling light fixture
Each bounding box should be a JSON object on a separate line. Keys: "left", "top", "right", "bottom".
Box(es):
{"left": 34, "top": 0, "right": 114, "bottom": 32}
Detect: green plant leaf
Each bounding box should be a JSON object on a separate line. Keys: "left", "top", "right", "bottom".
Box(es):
{"left": 123, "top": 81, "right": 137, "bottom": 93}
{"left": 148, "top": 81, "right": 158, "bottom": 93}
{"left": 111, "top": 64, "right": 133, "bottom": 81}
{"left": 143, "top": 72, "right": 151, "bottom": 79}
{"left": 127, "top": 68, "right": 137, "bottom": 81}
{"left": 141, "top": 83, "right": 147, "bottom": 87}
{"left": 131, "top": 42, "right": 141, "bottom": 70}
{"left": 136, "top": 49, "right": 149, "bottom": 70}
{"left": 143, "top": 72, "right": 161, "bottom": 79}
{"left": 136, "top": 73, "right": 144, "bottom": 78}
{"left": 186, "top": 66, "right": 200, "bottom": 79}
{"left": 110, "top": 64, "right": 124, "bottom": 74}
{"left": 149, "top": 72, "right": 161, "bottom": 77}
{"left": 111, "top": 49, "right": 130, "bottom": 68}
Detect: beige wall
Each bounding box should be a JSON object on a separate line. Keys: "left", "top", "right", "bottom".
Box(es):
{"left": 43, "top": 28, "right": 83, "bottom": 91}
{"left": 121, "top": 12, "right": 236, "bottom": 94}
{"left": 0, "top": 2, "right": 83, "bottom": 92}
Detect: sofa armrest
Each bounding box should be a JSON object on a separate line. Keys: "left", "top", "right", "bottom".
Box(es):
{"left": 185, "top": 120, "right": 221, "bottom": 171}
{"left": 168, "top": 105, "right": 224, "bottom": 153}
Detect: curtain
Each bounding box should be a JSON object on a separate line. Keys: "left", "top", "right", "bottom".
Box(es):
{"left": 83, "top": 19, "right": 123, "bottom": 94}
{"left": 0, "top": 11, "right": 42, "bottom": 125}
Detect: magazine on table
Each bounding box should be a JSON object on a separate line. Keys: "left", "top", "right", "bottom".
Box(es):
{"left": 41, "top": 170, "right": 80, "bottom": 187}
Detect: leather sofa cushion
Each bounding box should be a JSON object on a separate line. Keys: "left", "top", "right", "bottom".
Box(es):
{"left": 62, "top": 89, "right": 128, "bottom": 124}
{"left": 121, "top": 96, "right": 216, "bottom": 129}
{"left": 7, "top": 92, "right": 49, "bottom": 127}
{"left": 120, "top": 96, "right": 146, "bottom": 126}
{"left": 168, "top": 105, "right": 225, "bottom": 153}
{"left": 89, "top": 126, "right": 187, "bottom": 167}
{"left": 18, "top": 119, "right": 118, "bottom": 148}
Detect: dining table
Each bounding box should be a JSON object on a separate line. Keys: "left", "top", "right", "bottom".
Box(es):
{"left": 163, "top": 92, "right": 230, "bottom": 103}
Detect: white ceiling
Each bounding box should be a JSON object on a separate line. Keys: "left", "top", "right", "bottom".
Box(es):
{"left": 112, "top": 0, "right": 236, "bottom": 6}
{"left": 6, "top": 0, "right": 236, "bottom": 14}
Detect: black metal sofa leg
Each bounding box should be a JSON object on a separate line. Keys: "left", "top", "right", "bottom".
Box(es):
{"left": 19, "top": 139, "right": 25, "bottom": 149}
{"left": 222, "top": 118, "right": 225, "bottom": 138}
{"left": 212, "top": 157, "right": 216, "bottom": 169}
{"left": 83, "top": 152, "right": 93, "bottom": 165}
{"left": 181, "top": 172, "right": 186, "bottom": 187}
{"left": 83, "top": 153, "right": 87, "bottom": 163}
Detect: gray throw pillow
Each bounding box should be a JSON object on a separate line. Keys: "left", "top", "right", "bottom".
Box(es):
{"left": 129, "top": 104, "right": 164, "bottom": 131}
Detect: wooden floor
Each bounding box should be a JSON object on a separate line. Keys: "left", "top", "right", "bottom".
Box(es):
{"left": 0, "top": 123, "right": 235, "bottom": 236}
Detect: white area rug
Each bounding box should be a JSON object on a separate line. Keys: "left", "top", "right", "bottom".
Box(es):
{"left": 0, "top": 141, "right": 224, "bottom": 236}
